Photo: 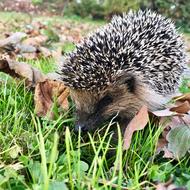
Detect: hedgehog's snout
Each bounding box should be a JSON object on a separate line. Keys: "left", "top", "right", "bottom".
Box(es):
{"left": 74, "top": 107, "right": 107, "bottom": 133}
{"left": 74, "top": 124, "right": 88, "bottom": 133}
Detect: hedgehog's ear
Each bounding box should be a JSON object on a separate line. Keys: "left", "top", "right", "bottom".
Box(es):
{"left": 115, "top": 73, "right": 136, "bottom": 93}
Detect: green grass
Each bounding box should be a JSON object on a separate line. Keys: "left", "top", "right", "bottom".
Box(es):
{"left": 1, "top": 61, "right": 190, "bottom": 189}
{"left": 179, "top": 78, "right": 190, "bottom": 94}
{"left": 0, "top": 11, "right": 190, "bottom": 190}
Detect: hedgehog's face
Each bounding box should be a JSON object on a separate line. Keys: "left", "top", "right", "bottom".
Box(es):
{"left": 71, "top": 75, "right": 142, "bottom": 132}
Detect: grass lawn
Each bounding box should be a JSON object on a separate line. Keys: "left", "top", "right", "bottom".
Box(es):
{"left": 0, "top": 11, "right": 190, "bottom": 190}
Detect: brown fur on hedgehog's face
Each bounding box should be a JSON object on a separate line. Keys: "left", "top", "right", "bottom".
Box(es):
{"left": 71, "top": 75, "right": 144, "bottom": 132}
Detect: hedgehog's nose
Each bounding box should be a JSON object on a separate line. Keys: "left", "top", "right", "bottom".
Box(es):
{"left": 74, "top": 124, "right": 88, "bottom": 133}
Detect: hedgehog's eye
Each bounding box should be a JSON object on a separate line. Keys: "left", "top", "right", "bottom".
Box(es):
{"left": 96, "top": 94, "right": 113, "bottom": 111}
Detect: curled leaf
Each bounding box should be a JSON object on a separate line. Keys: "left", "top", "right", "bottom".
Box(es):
{"left": 170, "top": 101, "right": 190, "bottom": 113}
{"left": 152, "top": 101, "right": 190, "bottom": 117}
{"left": 0, "top": 32, "right": 26, "bottom": 48}
{"left": 34, "top": 80, "right": 69, "bottom": 118}
{"left": 0, "top": 58, "right": 46, "bottom": 86}
{"left": 23, "top": 35, "right": 48, "bottom": 46}
{"left": 0, "top": 57, "right": 69, "bottom": 118}
{"left": 152, "top": 109, "right": 179, "bottom": 117}
{"left": 15, "top": 43, "right": 37, "bottom": 53}
{"left": 173, "top": 93, "right": 190, "bottom": 103}
{"left": 123, "top": 105, "right": 149, "bottom": 150}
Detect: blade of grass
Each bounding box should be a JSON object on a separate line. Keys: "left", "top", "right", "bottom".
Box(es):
{"left": 48, "top": 132, "right": 59, "bottom": 179}
{"left": 65, "top": 127, "right": 74, "bottom": 190}
{"left": 32, "top": 115, "right": 49, "bottom": 190}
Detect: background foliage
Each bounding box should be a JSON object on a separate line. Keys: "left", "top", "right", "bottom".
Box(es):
{"left": 64, "top": 0, "right": 190, "bottom": 32}
{"left": 0, "top": 0, "right": 189, "bottom": 31}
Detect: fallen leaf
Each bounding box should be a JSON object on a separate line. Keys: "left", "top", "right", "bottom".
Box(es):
{"left": 15, "top": 43, "right": 37, "bottom": 53}
{"left": 160, "top": 115, "right": 190, "bottom": 131}
{"left": 0, "top": 32, "right": 26, "bottom": 48}
{"left": 34, "top": 80, "right": 69, "bottom": 118}
{"left": 52, "top": 46, "right": 62, "bottom": 63}
{"left": 0, "top": 57, "right": 46, "bottom": 86}
{"left": 0, "top": 57, "right": 70, "bottom": 118}
{"left": 123, "top": 105, "right": 149, "bottom": 150}
{"left": 155, "top": 114, "right": 190, "bottom": 159}
{"left": 166, "top": 125, "right": 190, "bottom": 158}
{"left": 170, "top": 101, "right": 190, "bottom": 113}
{"left": 21, "top": 52, "right": 38, "bottom": 60}
{"left": 173, "top": 93, "right": 190, "bottom": 103}
{"left": 26, "top": 28, "right": 40, "bottom": 36}
{"left": 46, "top": 72, "right": 62, "bottom": 81}
{"left": 152, "top": 108, "right": 180, "bottom": 117}
{"left": 152, "top": 94, "right": 190, "bottom": 118}
{"left": 38, "top": 46, "right": 52, "bottom": 57}
{"left": 0, "top": 57, "right": 22, "bottom": 78}
{"left": 23, "top": 35, "right": 48, "bottom": 46}
{"left": 181, "top": 114, "right": 190, "bottom": 125}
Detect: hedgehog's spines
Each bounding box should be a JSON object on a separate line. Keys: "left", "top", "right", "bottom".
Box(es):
{"left": 60, "top": 10, "right": 186, "bottom": 95}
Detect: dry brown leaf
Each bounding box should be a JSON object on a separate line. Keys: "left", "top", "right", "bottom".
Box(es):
{"left": 0, "top": 58, "right": 46, "bottom": 86}
{"left": 0, "top": 58, "right": 19, "bottom": 77}
{"left": 52, "top": 46, "right": 63, "bottom": 63}
{"left": 123, "top": 105, "right": 149, "bottom": 150}
{"left": 170, "top": 101, "right": 190, "bottom": 113}
{"left": 23, "top": 35, "right": 48, "bottom": 46}
{"left": 0, "top": 32, "right": 26, "bottom": 48}
{"left": 152, "top": 101, "right": 190, "bottom": 117}
{"left": 0, "top": 57, "right": 69, "bottom": 118}
{"left": 152, "top": 108, "right": 180, "bottom": 117}
{"left": 173, "top": 93, "right": 190, "bottom": 103}
{"left": 34, "top": 80, "right": 69, "bottom": 118}
{"left": 21, "top": 52, "right": 38, "bottom": 60}
{"left": 38, "top": 46, "right": 52, "bottom": 57}
{"left": 158, "top": 114, "right": 190, "bottom": 132}
{"left": 26, "top": 29, "right": 40, "bottom": 37}
{"left": 15, "top": 43, "right": 37, "bottom": 53}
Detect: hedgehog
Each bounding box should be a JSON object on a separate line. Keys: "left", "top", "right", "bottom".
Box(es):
{"left": 60, "top": 10, "right": 188, "bottom": 133}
